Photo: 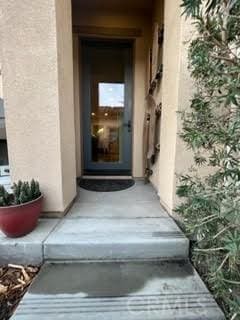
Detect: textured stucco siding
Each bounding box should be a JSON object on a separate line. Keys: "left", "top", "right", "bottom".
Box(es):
{"left": 0, "top": 0, "right": 76, "bottom": 213}
{"left": 157, "top": 0, "right": 194, "bottom": 212}
{"left": 0, "top": 60, "right": 6, "bottom": 140}
{"left": 149, "top": 0, "right": 164, "bottom": 190}
{"left": 55, "top": 0, "right": 77, "bottom": 209}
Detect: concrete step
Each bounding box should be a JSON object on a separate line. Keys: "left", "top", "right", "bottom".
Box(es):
{"left": 44, "top": 218, "right": 189, "bottom": 260}
{"left": 11, "top": 260, "right": 224, "bottom": 320}
{"left": 67, "top": 201, "right": 169, "bottom": 219}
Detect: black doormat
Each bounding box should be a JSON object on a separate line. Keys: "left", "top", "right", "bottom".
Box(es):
{"left": 78, "top": 179, "right": 135, "bottom": 192}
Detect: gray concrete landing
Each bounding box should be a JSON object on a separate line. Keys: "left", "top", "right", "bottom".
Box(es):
{"left": 45, "top": 181, "right": 188, "bottom": 261}
{"left": 0, "top": 219, "right": 59, "bottom": 265}
{"left": 0, "top": 181, "right": 189, "bottom": 264}
{"left": 44, "top": 217, "right": 188, "bottom": 261}
{"left": 11, "top": 260, "right": 224, "bottom": 320}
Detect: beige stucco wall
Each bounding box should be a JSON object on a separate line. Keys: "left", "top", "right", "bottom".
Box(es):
{"left": 55, "top": 0, "right": 77, "bottom": 209}
{"left": 133, "top": 31, "right": 151, "bottom": 177}
{"left": 149, "top": 0, "right": 164, "bottom": 190}
{"left": 72, "top": 9, "right": 152, "bottom": 177}
{"left": 0, "top": 62, "right": 6, "bottom": 140}
{"left": 172, "top": 18, "right": 195, "bottom": 208}
{"left": 0, "top": 0, "right": 76, "bottom": 213}
{"left": 156, "top": 0, "right": 194, "bottom": 212}
{"left": 0, "top": 37, "right": 6, "bottom": 140}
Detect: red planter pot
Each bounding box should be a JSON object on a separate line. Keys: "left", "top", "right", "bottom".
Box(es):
{"left": 0, "top": 195, "right": 43, "bottom": 238}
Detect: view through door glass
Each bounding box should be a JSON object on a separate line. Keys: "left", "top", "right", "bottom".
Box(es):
{"left": 90, "top": 48, "right": 125, "bottom": 163}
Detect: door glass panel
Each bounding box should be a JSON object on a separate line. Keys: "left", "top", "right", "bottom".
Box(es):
{"left": 99, "top": 83, "right": 124, "bottom": 107}
{"left": 90, "top": 48, "right": 125, "bottom": 163}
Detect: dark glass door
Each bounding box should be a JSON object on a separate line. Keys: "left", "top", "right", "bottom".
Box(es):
{"left": 82, "top": 40, "right": 133, "bottom": 175}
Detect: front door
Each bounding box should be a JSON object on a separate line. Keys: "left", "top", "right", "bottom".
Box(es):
{"left": 82, "top": 40, "right": 133, "bottom": 175}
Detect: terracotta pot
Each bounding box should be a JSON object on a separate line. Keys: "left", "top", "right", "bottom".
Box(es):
{"left": 0, "top": 195, "right": 43, "bottom": 238}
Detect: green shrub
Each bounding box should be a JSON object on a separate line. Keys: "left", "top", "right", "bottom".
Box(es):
{"left": 0, "top": 185, "right": 11, "bottom": 206}
{"left": 0, "top": 180, "right": 41, "bottom": 207}
{"left": 177, "top": 1, "right": 240, "bottom": 319}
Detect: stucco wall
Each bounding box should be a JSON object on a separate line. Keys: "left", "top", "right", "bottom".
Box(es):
{"left": 0, "top": 58, "right": 6, "bottom": 140}
{"left": 157, "top": 0, "right": 194, "bottom": 212}
{"left": 72, "top": 9, "right": 152, "bottom": 177}
{"left": 172, "top": 18, "right": 195, "bottom": 208}
{"left": 55, "top": 0, "right": 77, "bottom": 209}
{"left": 0, "top": 65, "right": 6, "bottom": 140}
{"left": 0, "top": 0, "right": 76, "bottom": 213}
{"left": 149, "top": 0, "right": 164, "bottom": 190}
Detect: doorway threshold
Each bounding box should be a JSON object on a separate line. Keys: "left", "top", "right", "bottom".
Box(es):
{"left": 82, "top": 175, "right": 133, "bottom": 180}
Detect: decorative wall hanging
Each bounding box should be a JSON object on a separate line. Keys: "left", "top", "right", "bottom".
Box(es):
{"left": 143, "top": 22, "right": 164, "bottom": 180}
{"left": 143, "top": 95, "right": 162, "bottom": 179}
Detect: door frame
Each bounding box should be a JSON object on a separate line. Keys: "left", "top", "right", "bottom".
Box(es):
{"left": 81, "top": 38, "right": 134, "bottom": 176}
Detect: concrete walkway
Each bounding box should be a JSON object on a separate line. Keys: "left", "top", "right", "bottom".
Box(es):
{"left": 0, "top": 181, "right": 188, "bottom": 264}
{"left": 0, "top": 181, "right": 224, "bottom": 319}
{"left": 12, "top": 260, "right": 224, "bottom": 320}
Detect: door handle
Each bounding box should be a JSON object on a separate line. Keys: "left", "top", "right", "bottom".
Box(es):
{"left": 124, "top": 120, "right": 132, "bottom": 132}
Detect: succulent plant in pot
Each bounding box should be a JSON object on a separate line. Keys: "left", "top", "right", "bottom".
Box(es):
{"left": 0, "top": 180, "right": 43, "bottom": 238}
